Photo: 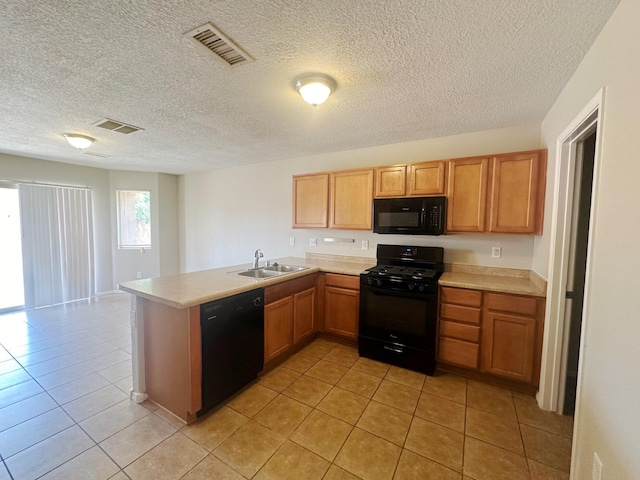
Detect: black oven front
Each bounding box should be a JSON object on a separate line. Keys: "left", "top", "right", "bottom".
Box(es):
{"left": 358, "top": 283, "right": 438, "bottom": 375}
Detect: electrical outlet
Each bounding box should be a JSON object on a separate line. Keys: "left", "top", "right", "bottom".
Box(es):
{"left": 136, "top": 271, "right": 143, "bottom": 279}
{"left": 309, "top": 238, "right": 317, "bottom": 247}
{"left": 289, "top": 236, "right": 295, "bottom": 246}
{"left": 592, "top": 453, "right": 603, "bottom": 480}
{"left": 362, "top": 240, "right": 369, "bottom": 250}
{"left": 491, "top": 247, "right": 501, "bottom": 258}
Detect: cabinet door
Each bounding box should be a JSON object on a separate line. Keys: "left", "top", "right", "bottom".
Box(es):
{"left": 375, "top": 165, "right": 407, "bottom": 197}
{"left": 293, "top": 174, "right": 329, "bottom": 228}
{"left": 324, "top": 286, "right": 359, "bottom": 339}
{"left": 293, "top": 287, "right": 315, "bottom": 344}
{"left": 438, "top": 337, "right": 479, "bottom": 369}
{"left": 481, "top": 311, "right": 536, "bottom": 383}
{"left": 264, "top": 296, "right": 294, "bottom": 363}
{"left": 446, "top": 157, "right": 490, "bottom": 232}
{"left": 488, "top": 151, "right": 545, "bottom": 234}
{"left": 408, "top": 161, "right": 445, "bottom": 196}
{"left": 329, "top": 169, "right": 374, "bottom": 230}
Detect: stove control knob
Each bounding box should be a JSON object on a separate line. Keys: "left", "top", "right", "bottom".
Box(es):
{"left": 418, "top": 285, "right": 425, "bottom": 292}
{"left": 376, "top": 279, "right": 383, "bottom": 287}
{"left": 408, "top": 283, "right": 416, "bottom": 291}
{"left": 367, "top": 277, "right": 374, "bottom": 286}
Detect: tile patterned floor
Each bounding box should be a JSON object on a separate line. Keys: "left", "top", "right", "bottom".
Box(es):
{"left": 0, "top": 293, "right": 574, "bottom": 479}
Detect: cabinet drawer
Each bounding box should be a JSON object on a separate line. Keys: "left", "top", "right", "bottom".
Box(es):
{"left": 325, "top": 273, "right": 360, "bottom": 290}
{"left": 440, "top": 303, "right": 481, "bottom": 324}
{"left": 265, "top": 274, "right": 317, "bottom": 304}
{"left": 486, "top": 293, "right": 537, "bottom": 316}
{"left": 440, "top": 320, "right": 480, "bottom": 343}
{"left": 438, "top": 337, "right": 479, "bottom": 369}
{"left": 440, "top": 287, "right": 482, "bottom": 307}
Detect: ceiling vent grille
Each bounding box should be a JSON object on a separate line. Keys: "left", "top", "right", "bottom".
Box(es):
{"left": 82, "top": 151, "right": 112, "bottom": 158}
{"left": 185, "top": 22, "right": 254, "bottom": 67}
{"left": 94, "top": 119, "right": 143, "bottom": 134}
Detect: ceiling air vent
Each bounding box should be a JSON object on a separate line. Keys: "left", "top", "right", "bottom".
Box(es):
{"left": 185, "top": 22, "right": 254, "bottom": 67}
{"left": 82, "top": 151, "right": 112, "bottom": 159}
{"left": 94, "top": 119, "right": 143, "bottom": 134}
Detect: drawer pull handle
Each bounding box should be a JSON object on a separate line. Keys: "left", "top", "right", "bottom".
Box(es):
{"left": 383, "top": 345, "right": 403, "bottom": 354}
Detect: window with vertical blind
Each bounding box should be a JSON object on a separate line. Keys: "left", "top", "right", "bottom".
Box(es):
{"left": 117, "top": 190, "right": 151, "bottom": 249}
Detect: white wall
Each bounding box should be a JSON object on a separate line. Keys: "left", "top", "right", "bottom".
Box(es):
{"left": 181, "top": 124, "right": 541, "bottom": 272}
{"left": 536, "top": 0, "right": 640, "bottom": 477}
{"left": 158, "top": 173, "right": 180, "bottom": 276}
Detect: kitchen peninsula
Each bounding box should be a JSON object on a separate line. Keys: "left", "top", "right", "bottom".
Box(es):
{"left": 119, "top": 254, "right": 374, "bottom": 422}
{"left": 120, "top": 254, "right": 546, "bottom": 422}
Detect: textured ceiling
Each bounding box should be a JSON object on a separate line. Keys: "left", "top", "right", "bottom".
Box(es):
{"left": 0, "top": 0, "right": 620, "bottom": 174}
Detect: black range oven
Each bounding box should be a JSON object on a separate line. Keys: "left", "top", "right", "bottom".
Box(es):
{"left": 359, "top": 244, "right": 444, "bottom": 375}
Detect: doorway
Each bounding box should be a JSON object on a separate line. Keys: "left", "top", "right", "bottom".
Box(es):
{"left": 537, "top": 88, "right": 604, "bottom": 418}
{"left": 562, "top": 129, "right": 596, "bottom": 415}
{"left": 0, "top": 185, "right": 25, "bottom": 311}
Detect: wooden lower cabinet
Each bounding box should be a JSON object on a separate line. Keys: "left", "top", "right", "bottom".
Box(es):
{"left": 438, "top": 287, "right": 482, "bottom": 369}
{"left": 264, "top": 275, "right": 317, "bottom": 364}
{"left": 293, "top": 287, "right": 315, "bottom": 343}
{"left": 481, "top": 292, "right": 542, "bottom": 384}
{"left": 264, "top": 296, "right": 293, "bottom": 363}
{"left": 323, "top": 273, "right": 360, "bottom": 340}
{"left": 482, "top": 311, "right": 536, "bottom": 383}
{"left": 438, "top": 287, "right": 545, "bottom": 387}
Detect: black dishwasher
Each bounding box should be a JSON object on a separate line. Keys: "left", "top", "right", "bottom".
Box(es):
{"left": 198, "top": 288, "right": 264, "bottom": 416}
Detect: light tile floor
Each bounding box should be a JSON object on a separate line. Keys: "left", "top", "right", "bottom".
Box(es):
{"left": 0, "top": 293, "right": 573, "bottom": 479}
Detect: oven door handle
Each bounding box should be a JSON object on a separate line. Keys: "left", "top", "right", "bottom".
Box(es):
{"left": 360, "top": 284, "right": 435, "bottom": 299}
{"left": 383, "top": 345, "right": 404, "bottom": 354}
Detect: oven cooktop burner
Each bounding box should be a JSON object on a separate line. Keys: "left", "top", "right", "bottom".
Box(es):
{"left": 364, "top": 265, "right": 439, "bottom": 281}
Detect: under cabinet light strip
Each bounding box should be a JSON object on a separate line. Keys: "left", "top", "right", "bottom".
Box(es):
{"left": 323, "top": 238, "right": 355, "bottom": 243}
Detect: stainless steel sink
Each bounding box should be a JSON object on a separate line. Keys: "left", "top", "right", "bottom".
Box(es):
{"left": 264, "top": 264, "right": 308, "bottom": 273}
{"left": 235, "top": 269, "right": 283, "bottom": 279}
{"left": 233, "top": 264, "right": 308, "bottom": 279}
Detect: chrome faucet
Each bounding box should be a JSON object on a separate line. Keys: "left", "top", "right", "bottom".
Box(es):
{"left": 253, "top": 249, "right": 264, "bottom": 269}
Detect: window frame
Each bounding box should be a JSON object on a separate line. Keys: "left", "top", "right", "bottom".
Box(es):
{"left": 116, "top": 189, "right": 152, "bottom": 250}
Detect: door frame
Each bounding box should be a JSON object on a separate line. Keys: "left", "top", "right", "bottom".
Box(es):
{"left": 538, "top": 88, "right": 605, "bottom": 416}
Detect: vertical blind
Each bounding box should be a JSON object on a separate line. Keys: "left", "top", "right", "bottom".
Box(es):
{"left": 19, "top": 184, "right": 95, "bottom": 308}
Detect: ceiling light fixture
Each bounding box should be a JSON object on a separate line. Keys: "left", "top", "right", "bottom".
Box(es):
{"left": 64, "top": 134, "right": 95, "bottom": 150}
{"left": 295, "top": 74, "right": 336, "bottom": 107}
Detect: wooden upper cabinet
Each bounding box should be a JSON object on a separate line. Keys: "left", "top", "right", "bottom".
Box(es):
{"left": 330, "top": 169, "right": 374, "bottom": 230}
{"left": 293, "top": 173, "right": 329, "bottom": 228}
{"left": 488, "top": 151, "right": 546, "bottom": 234}
{"left": 408, "top": 161, "right": 446, "bottom": 196}
{"left": 375, "top": 165, "right": 407, "bottom": 197}
{"left": 446, "top": 157, "right": 490, "bottom": 232}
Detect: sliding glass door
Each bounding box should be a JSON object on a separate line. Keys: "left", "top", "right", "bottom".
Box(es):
{"left": 0, "top": 186, "right": 25, "bottom": 311}
{"left": 19, "top": 184, "right": 95, "bottom": 308}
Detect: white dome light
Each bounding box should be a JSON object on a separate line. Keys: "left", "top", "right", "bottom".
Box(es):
{"left": 295, "top": 74, "right": 337, "bottom": 107}
{"left": 64, "top": 134, "right": 95, "bottom": 150}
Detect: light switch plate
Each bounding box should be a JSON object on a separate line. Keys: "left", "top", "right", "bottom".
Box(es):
{"left": 491, "top": 247, "right": 501, "bottom": 258}
{"left": 362, "top": 240, "right": 369, "bottom": 250}
{"left": 289, "top": 236, "right": 295, "bottom": 246}
{"left": 310, "top": 238, "right": 317, "bottom": 247}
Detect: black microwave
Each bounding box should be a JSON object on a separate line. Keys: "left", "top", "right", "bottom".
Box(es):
{"left": 373, "top": 196, "right": 446, "bottom": 235}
